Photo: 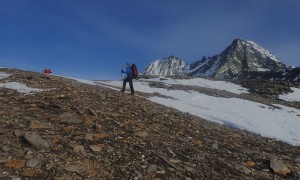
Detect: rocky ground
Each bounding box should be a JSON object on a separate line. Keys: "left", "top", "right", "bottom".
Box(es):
{"left": 0, "top": 68, "right": 300, "bottom": 179}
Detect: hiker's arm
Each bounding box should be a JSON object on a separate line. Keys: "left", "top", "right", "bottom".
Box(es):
{"left": 123, "top": 68, "right": 130, "bottom": 75}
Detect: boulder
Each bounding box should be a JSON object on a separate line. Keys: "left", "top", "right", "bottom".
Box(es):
{"left": 270, "top": 158, "right": 290, "bottom": 176}
{"left": 23, "top": 132, "right": 51, "bottom": 150}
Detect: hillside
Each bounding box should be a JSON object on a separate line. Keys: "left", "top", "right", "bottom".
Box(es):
{"left": 0, "top": 68, "right": 300, "bottom": 179}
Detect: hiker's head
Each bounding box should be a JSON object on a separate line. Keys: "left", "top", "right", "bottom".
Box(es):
{"left": 126, "top": 63, "right": 130, "bottom": 67}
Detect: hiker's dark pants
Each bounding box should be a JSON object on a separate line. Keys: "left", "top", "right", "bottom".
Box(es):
{"left": 122, "top": 77, "right": 134, "bottom": 94}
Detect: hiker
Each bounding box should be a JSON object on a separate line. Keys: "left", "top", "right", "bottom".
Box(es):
{"left": 121, "top": 63, "right": 135, "bottom": 95}
{"left": 43, "top": 68, "right": 52, "bottom": 74}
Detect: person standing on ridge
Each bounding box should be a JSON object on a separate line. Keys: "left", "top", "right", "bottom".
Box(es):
{"left": 43, "top": 68, "right": 52, "bottom": 75}
{"left": 121, "top": 63, "right": 135, "bottom": 95}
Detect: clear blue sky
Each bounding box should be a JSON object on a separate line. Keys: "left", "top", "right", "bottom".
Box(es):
{"left": 0, "top": 0, "right": 299, "bottom": 80}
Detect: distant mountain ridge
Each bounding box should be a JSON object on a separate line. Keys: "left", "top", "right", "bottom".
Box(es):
{"left": 142, "top": 38, "right": 300, "bottom": 82}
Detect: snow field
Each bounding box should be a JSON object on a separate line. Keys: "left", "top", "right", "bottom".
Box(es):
{"left": 279, "top": 87, "right": 300, "bottom": 102}
{"left": 98, "top": 79, "right": 300, "bottom": 146}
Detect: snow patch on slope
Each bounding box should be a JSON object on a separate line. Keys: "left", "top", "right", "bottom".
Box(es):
{"left": 0, "top": 71, "right": 45, "bottom": 94}
{"left": 257, "top": 68, "right": 271, "bottom": 72}
{"left": 142, "top": 77, "right": 248, "bottom": 94}
{"left": 279, "top": 87, "right": 300, "bottom": 102}
{"left": 0, "top": 82, "right": 44, "bottom": 94}
{"left": 0, "top": 72, "right": 10, "bottom": 79}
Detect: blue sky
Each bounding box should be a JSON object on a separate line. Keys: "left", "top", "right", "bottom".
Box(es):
{"left": 0, "top": 0, "right": 299, "bottom": 80}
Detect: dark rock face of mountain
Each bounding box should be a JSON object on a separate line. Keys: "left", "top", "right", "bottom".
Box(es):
{"left": 143, "top": 38, "right": 300, "bottom": 82}
{"left": 235, "top": 67, "right": 300, "bottom": 82}
{"left": 188, "top": 38, "right": 289, "bottom": 79}
{"left": 188, "top": 55, "right": 222, "bottom": 78}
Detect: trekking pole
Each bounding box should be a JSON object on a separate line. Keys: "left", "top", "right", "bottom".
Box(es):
{"left": 120, "top": 68, "right": 123, "bottom": 80}
{"left": 120, "top": 68, "right": 124, "bottom": 92}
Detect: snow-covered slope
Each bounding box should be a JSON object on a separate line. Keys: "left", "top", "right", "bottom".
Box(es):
{"left": 95, "top": 77, "right": 300, "bottom": 147}
{"left": 142, "top": 56, "right": 188, "bottom": 76}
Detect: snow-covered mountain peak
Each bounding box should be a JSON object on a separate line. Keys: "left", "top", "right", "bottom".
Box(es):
{"left": 143, "top": 38, "right": 299, "bottom": 81}
{"left": 235, "top": 39, "right": 281, "bottom": 63}
{"left": 142, "top": 56, "right": 188, "bottom": 76}
{"left": 188, "top": 38, "right": 288, "bottom": 79}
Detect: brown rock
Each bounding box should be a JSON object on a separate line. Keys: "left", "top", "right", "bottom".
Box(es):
{"left": 90, "top": 144, "right": 106, "bottom": 152}
{"left": 85, "top": 133, "right": 108, "bottom": 140}
{"left": 245, "top": 161, "right": 256, "bottom": 167}
{"left": 23, "top": 169, "right": 42, "bottom": 177}
{"left": 169, "top": 159, "right": 181, "bottom": 164}
{"left": 26, "top": 158, "right": 39, "bottom": 168}
{"left": 54, "top": 144, "right": 63, "bottom": 151}
{"left": 74, "top": 145, "right": 87, "bottom": 156}
{"left": 24, "top": 132, "right": 51, "bottom": 149}
{"left": 147, "top": 165, "right": 158, "bottom": 173}
{"left": 193, "top": 139, "right": 203, "bottom": 145}
{"left": 1, "top": 145, "right": 12, "bottom": 152}
{"left": 14, "top": 130, "right": 25, "bottom": 137}
{"left": 66, "top": 117, "right": 84, "bottom": 124}
{"left": 135, "top": 131, "right": 148, "bottom": 138}
{"left": 85, "top": 133, "right": 94, "bottom": 141}
{"left": 0, "top": 111, "right": 6, "bottom": 116}
{"left": 93, "top": 133, "right": 108, "bottom": 139}
{"left": 4, "top": 160, "right": 26, "bottom": 170}
{"left": 84, "top": 116, "right": 95, "bottom": 125}
{"left": 29, "top": 121, "right": 51, "bottom": 129}
{"left": 236, "top": 165, "right": 252, "bottom": 175}
{"left": 63, "top": 125, "right": 76, "bottom": 132}
{"left": 270, "top": 158, "right": 290, "bottom": 176}
{"left": 212, "top": 141, "right": 218, "bottom": 149}
{"left": 64, "top": 164, "right": 82, "bottom": 173}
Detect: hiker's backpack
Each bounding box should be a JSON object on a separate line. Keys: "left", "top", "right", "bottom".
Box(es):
{"left": 131, "top": 64, "right": 138, "bottom": 79}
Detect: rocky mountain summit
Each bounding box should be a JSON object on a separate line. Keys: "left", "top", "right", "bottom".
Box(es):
{"left": 142, "top": 56, "right": 188, "bottom": 77}
{"left": 0, "top": 68, "right": 300, "bottom": 179}
{"left": 188, "top": 39, "right": 289, "bottom": 79}
{"left": 142, "top": 39, "right": 300, "bottom": 82}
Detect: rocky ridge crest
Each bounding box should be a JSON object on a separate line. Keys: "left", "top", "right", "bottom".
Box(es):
{"left": 142, "top": 39, "right": 300, "bottom": 82}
